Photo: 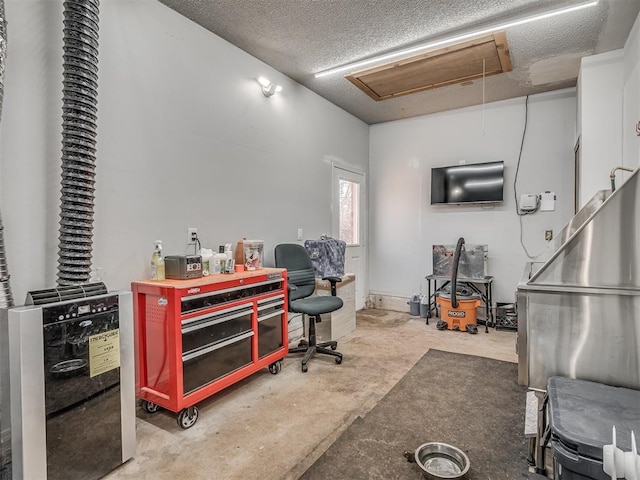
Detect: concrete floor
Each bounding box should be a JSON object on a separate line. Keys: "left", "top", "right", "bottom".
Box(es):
{"left": 106, "top": 309, "right": 518, "bottom": 480}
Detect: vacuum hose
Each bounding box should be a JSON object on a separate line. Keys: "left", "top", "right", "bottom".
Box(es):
{"left": 450, "top": 237, "right": 465, "bottom": 309}
{"left": 57, "top": 0, "right": 100, "bottom": 286}
{"left": 0, "top": 0, "right": 14, "bottom": 308}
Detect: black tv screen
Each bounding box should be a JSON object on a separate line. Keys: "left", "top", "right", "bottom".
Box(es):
{"left": 431, "top": 161, "right": 504, "bottom": 205}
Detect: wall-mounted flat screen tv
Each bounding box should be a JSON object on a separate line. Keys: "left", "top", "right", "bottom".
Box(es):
{"left": 431, "top": 161, "right": 504, "bottom": 205}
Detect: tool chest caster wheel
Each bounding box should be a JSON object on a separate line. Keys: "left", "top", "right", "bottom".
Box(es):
{"left": 177, "top": 406, "right": 199, "bottom": 429}
{"left": 268, "top": 360, "right": 282, "bottom": 374}
{"left": 335, "top": 356, "right": 343, "bottom": 364}
{"left": 142, "top": 400, "right": 160, "bottom": 414}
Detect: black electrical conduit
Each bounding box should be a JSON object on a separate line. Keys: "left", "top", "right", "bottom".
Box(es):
{"left": 57, "top": 0, "right": 100, "bottom": 286}
{"left": 0, "top": 0, "right": 14, "bottom": 309}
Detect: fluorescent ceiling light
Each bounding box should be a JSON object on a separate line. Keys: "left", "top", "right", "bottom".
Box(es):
{"left": 314, "top": 0, "right": 598, "bottom": 78}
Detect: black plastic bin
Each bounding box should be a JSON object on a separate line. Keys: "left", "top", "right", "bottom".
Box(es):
{"left": 495, "top": 302, "right": 517, "bottom": 330}
{"left": 547, "top": 376, "right": 640, "bottom": 480}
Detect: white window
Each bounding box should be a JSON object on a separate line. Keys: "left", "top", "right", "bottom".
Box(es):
{"left": 338, "top": 177, "right": 360, "bottom": 246}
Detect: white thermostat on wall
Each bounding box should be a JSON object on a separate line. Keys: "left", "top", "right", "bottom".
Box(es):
{"left": 519, "top": 194, "right": 539, "bottom": 213}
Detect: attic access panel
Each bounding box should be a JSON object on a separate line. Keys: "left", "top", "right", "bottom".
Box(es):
{"left": 346, "top": 32, "right": 512, "bottom": 101}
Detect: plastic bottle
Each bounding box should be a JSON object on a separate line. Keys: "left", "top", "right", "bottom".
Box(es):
{"left": 234, "top": 238, "right": 246, "bottom": 268}
{"left": 224, "top": 243, "right": 235, "bottom": 273}
{"left": 218, "top": 246, "right": 228, "bottom": 273}
{"left": 200, "top": 248, "right": 213, "bottom": 276}
{"left": 212, "top": 246, "right": 227, "bottom": 275}
{"left": 150, "top": 240, "right": 165, "bottom": 281}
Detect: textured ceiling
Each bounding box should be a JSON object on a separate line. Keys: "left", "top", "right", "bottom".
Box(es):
{"left": 158, "top": 0, "right": 640, "bottom": 125}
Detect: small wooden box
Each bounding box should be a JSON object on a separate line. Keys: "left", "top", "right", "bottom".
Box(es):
{"left": 314, "top": 273, "right": 356, "bottom": 342}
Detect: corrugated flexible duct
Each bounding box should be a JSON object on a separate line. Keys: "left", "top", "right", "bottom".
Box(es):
{"left": 57, "top": 0, "right": 100, "bottom": 286}
{"left": 0, "top": 0, "right": 14, "bottom": 309}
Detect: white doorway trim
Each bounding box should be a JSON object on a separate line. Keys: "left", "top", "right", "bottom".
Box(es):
{"left": 331, "top": 162, "right": 367, "bottom": 310}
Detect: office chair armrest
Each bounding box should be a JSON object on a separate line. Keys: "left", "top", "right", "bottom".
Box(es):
{"left": 322, "top": 276, "right": 342, "bottom": 296}
{"left": 285, "top": 284, "right": 297, "bottom": 310}
{"left": 322, "top": 276, "right": 342, "bottom": 283}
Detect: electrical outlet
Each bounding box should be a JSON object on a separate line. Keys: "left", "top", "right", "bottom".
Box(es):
{"left": 545, "top": 230, "right": 553, "bottom": 241}
{"left": 188, "top": 227, "right": 198, "bottom": 243}
{"left": 297, "top": 228, "right": 303, "bottom": 241}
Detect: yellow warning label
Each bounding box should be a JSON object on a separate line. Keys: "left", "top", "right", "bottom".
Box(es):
{"left": 89, "top": 329, "right": 120, "bottom": 378}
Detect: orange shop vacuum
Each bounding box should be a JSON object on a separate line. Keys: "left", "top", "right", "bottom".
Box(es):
{"left": 436, "top": 237, "right": 480, "bottom": 334}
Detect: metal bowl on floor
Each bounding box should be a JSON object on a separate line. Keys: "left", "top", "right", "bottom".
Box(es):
{"left": 410, "top": 442, "right": 470, "bottom": 479}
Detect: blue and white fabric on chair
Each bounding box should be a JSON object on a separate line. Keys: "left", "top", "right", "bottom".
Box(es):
{"left": 304, "top": 236, "right": 346, "bottom": 277}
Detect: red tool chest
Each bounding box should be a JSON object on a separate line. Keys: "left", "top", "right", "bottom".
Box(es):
{"left": 131, "top": 268, "right": 288, "bottom": 428}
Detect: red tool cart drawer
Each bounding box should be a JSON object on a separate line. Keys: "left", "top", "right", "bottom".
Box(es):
{"left": 257, "top": 295, "right": 286, "bottom": 358}
{"left": 132, "top": 268, "right": 288, "bottom": 429}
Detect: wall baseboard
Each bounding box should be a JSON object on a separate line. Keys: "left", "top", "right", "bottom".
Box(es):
{"left": 368, "top": 293, "right": 411, "bottom": 313}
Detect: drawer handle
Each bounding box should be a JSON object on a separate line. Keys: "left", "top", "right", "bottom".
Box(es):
{"left": 257, "top": 309, "right": 285, "bottom": 322}
{"left": 182, "top": 302, "right": 253, "bottom": 324}
{"left": 182, "top": 331, "right": 254, "bottom": 362}
{"left": 182, "top": 279, "right": 282, "bottom": 301}
{"left": 182, "top": 306, "right": 252, "bottom": 331}
{"left": 257, "top": 293, "right": 285, "bottom": 305}
{"left": 257, "top": 300, "right": 284, "bottom": 311}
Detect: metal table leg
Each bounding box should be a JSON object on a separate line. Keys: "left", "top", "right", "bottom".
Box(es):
{"left": 484, "top": 283, "right": 490, "bottom": 333}
{"left": 426, "top": 279, "right": 431, "bottom": 325}
{"left": 487, "top": 282, "right": 494, "bottom": 328}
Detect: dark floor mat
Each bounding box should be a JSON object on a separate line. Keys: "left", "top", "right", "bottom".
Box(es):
{"left": 300, "top": 349, "right": 531, "bottom": 479}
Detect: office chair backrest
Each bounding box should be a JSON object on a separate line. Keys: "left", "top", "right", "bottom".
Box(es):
{"left": 274, "top": 243, "right": 316, "bottom": 301}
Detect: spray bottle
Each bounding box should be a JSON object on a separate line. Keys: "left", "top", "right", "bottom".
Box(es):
{"left": 212, "top": 246, "right": 227, "bottom": 275}
{"left": 224, "top": 243, "right": 235, "bottom": 273}
{"left": 150, "top": 240, "right": 165, "bottom": 281}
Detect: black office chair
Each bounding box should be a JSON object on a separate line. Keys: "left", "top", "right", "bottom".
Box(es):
{"left": 274, "top": 243, "right": 344, "bottom": 372}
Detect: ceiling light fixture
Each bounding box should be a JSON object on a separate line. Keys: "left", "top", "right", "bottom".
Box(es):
{"left": 258, "top": 76, "right": 283, "bottom": 97}
{"left": 314, "top": 0, "right": 598, "bottom": 78}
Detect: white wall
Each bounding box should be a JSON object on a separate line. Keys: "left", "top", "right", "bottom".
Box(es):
{"left": 577, "top": 50, "right": 624, "bottom": 206}
{"left": 0, "top": 0, "right": 369, "bottom": 302}
{"left": 575, "top": 9, "right": 640, "bottom": 203}
{"left": 623, "top": 11, "right": 640, "bottom": 168}
{"left": 0, "top": 1, "right": 64, "bottom": 305}
{"left": 369, "top": 90, "right": 576, "bottom": 303}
